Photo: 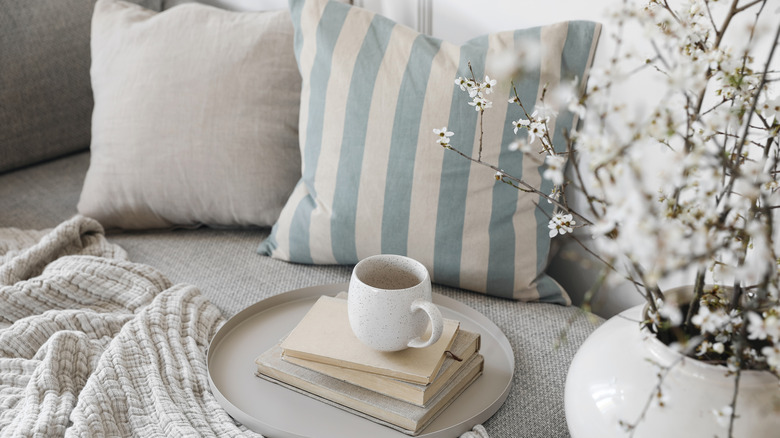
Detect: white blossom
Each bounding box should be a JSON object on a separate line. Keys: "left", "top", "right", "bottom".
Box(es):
{"left": 512, "top": 110, "right": 550, "bottom": 143}
{"left": 659, "top": 301, "right": 683, "bottom": 326}
{"left": 433, "top": 127, "right": 454, "bottom": 146}
{"left": 481, "top": 76, "right": 497, "bottom": 95}
{"left": 762, "top": 345, "right": 780, "bottom": 370}
{"left": 548, "top": 186, "right": 562, "bottom": 204}
{"left": 747, "top": 311, "right": 780, "bottom": 341}
{"left": 543, "top": 155, "right": 566, "bottom": 185}
{"left": 508, "top": 139, "right": 531, "bottom": 153}
{"left": 727, "top": 355, "right": 740, "bottom": 373}
{"left": 550, "top": 76, "right": 580, "bottom": 113}
{"left": 759, "top": 94, "right": 780, "bottom": 121}
{"left": 534, "top": 103, "right": 558, "bottom": 120}
{"left": 712, "top": 405, "right": 733, "bottom": 428}
{"left": 468, "top": 97, "right": 492, "bottom": 112}
{"left": 454, "top": 77, "right": 470, "bottom": 92}
{"left": 548, "top": 213, "right": 575, "bottom": 238}
{"left": 488, "top": 42, "right": 542, "bottom": 79}
{"left": 527, "top": 120, "right": 547, "bottom": 144}
{"left": 568, "top": 100, "right": 586, "bottom": 119}
{"left": 691, "top": 306, "right": 730, "bottom": 334}
{"left": 512, "top": 118, "right": 529, "bottom": 134}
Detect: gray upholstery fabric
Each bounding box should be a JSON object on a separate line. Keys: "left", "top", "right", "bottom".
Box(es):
{"left": 0, "top": 152, "right": 604, "bottom": 437}
{"left": 0, "top": 0, "right": 162, "bottom": 174}
{"left": 0, "top": 152, "right": 88, "bottom": 224}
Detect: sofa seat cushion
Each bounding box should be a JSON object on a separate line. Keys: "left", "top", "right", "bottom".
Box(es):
{"left": 0, "top": 150, "right": 602, "bottom": 437}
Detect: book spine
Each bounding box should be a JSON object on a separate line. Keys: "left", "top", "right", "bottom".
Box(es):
{"left": 257, "top": 354, "right": 485, "bottom": 435}
{"left": 281, "top": 350, "right": 433, "bottom": 385}
{"left": 284, "top": 334, "right": 481, "bottom": 406}
{"left": 256, "top": 364, "right": 419, "bottom": 431}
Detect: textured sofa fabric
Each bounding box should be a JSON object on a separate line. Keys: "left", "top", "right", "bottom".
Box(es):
{"left": 0, "top": 1, "right": 605, "bottom": 435}
{"left": 0, "top": 0, "right": 162, "bottom": 173}
{"left": 0, "top": 151, "right": 603, "bottom": 437}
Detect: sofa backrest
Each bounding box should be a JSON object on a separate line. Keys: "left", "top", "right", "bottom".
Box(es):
{"left": 162, "top": 0, "right": 629, "bottom": 313}
{"left": 0, "top": 0, "right": 165, "bottom": 174}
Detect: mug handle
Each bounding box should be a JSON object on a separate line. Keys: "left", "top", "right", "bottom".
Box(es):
{"left": 407, "top": 299, "right": 444, "bottom": 349}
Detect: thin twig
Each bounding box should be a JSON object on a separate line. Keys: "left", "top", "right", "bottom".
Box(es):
{"left": 467, "top": 62, "right": 486, "bottom": 161}
{"left": 717, "top": 19, "right": 780, "bottom": 222}
{"left": 622, "top": 357, "right": 685, "bottom": 437}
{"left": 727, "top": 368, "right": 742, "bottom": 437}
{"left": 441, "top": 144, "right": 594, "bottom": 225}
{"left": 733, "top": 0, "right": 764, "bottom": 14}
{"left": 703, "top": 0, "right": 719, "bottom": 34}
{"left": 685, "top": 269, "right": 707, "bottom": 329}
{"left": 566, "top": 133, "right": 603, "bottom": 220}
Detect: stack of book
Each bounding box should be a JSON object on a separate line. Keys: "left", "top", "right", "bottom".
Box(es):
{"left": 255, "top": 294, "right": 484, "bottom": 436}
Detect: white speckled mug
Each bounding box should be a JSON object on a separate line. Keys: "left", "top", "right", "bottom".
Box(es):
{"left": 348, "top": 255, "right": 443, "bottom": 352}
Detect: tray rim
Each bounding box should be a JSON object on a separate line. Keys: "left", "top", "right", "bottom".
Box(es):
{"left": 207, "top": 282, "right": 515, "bottom": 437}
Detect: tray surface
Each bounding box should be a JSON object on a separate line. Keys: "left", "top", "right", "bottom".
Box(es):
{"left": 207, "top": 283, "right": 514, "bottom": 438}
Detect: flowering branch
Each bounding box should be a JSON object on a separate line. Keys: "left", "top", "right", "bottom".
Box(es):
{"left": 433, "top": 0, "right": 780, "bottom": 434}
{"left": 619, "top": 356, "right": 685, "bottom": 437}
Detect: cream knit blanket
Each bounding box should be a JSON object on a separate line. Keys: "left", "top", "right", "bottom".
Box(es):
{"left": 0, "top": 216, "right": 489, "bottom": 437}
{"left": 0, "top": 216, "right": 255, "bottom": 437}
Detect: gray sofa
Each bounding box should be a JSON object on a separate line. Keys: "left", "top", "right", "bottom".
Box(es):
{"left": 0, "top": 1, "right": 603, "bottom": 436}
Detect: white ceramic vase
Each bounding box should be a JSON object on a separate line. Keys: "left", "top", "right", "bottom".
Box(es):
{"left": 565, "top": 305, "right": 780, "bottom": 437}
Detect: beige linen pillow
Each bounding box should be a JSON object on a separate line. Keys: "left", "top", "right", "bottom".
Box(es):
{"left": 78, "top": 0, "right": 301, "bottom": 229}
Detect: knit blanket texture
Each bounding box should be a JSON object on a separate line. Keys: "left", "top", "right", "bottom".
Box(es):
{"left": 0, "top": 216, "right": 490, "bottom": 438}
{"left": 0, "top": 216, "right": 253, "bottom": 437}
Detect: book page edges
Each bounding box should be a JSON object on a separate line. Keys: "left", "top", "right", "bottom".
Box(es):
{"left": 256, "top": 347, "right": 484, "bottom": 435}
{"left": 284, "top": 330, "right": 481, "bottom": 406}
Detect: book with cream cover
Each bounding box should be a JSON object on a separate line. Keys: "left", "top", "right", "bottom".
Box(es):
{"left": 280, "top": 295, "right": 460, "bottom": 384}
{"left": 255, "top": 343, "right": 484, "bottom": 436}
{"left": 284, "top": 329, "right": 481, "bottom": 407}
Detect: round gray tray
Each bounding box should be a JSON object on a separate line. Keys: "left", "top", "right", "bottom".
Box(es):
{"left": 207, "top": 283, "right": 514, "bottom": 437}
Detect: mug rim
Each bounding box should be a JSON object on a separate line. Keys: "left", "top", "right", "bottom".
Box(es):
{"left": 353, "top": 254, "right": 429, "bottom": 291}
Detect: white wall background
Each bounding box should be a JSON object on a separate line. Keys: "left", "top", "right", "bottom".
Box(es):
{"left": 429, "top": 0, "right": 611, "bottom": 43}
{"left": 355, "top": 0, "right": 423, "bottom": 32}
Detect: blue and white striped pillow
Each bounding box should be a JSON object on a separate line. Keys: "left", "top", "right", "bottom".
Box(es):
{"left": 259, "top": 0, "right": 601, "bottom": 303}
